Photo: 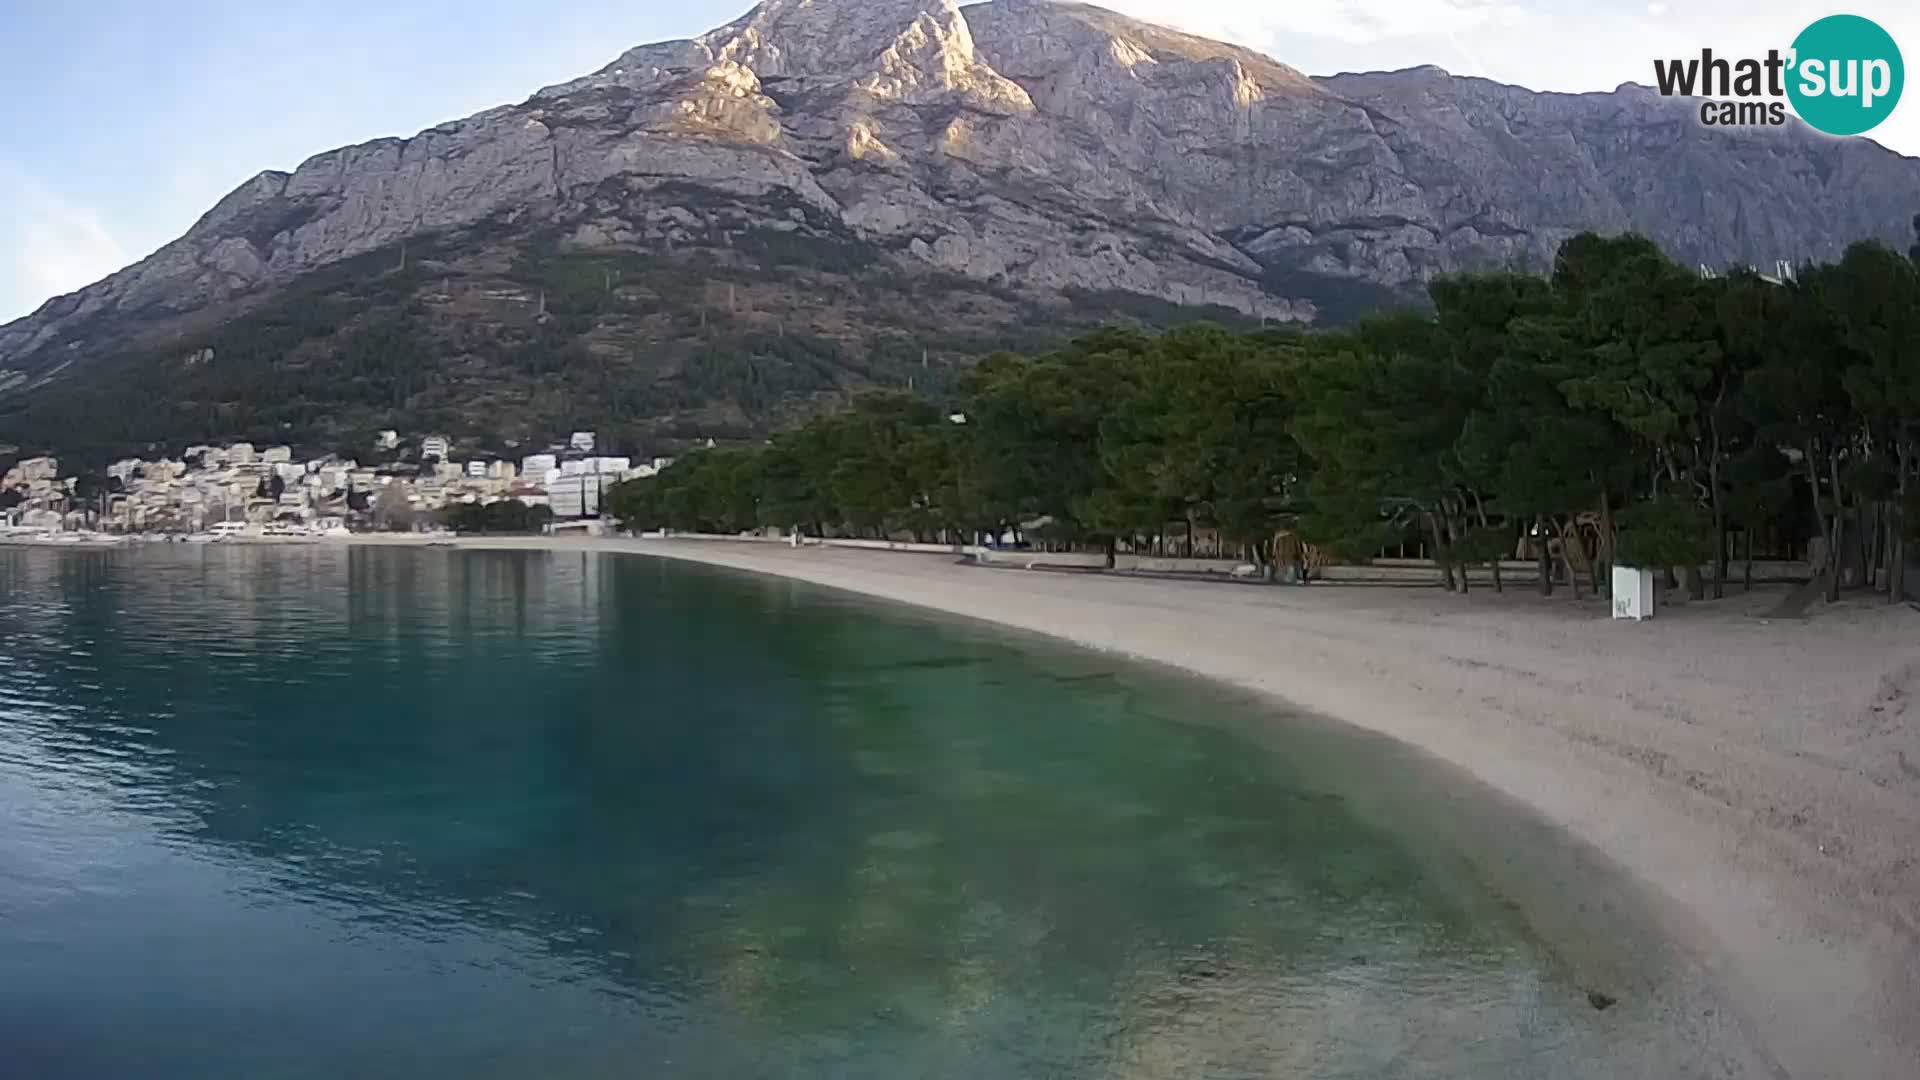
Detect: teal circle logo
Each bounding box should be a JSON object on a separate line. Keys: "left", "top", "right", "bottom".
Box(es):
{"left": 1787, "top": 14, "right": 1903, "bottom": 136}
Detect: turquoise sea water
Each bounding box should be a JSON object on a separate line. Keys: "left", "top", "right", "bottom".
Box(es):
{"left": 0, "top": 546, "right": 1732, "bottom": 1077}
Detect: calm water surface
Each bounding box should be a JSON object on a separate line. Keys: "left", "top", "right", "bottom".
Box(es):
{"left": 0, "top": 546, "right": 1730, "bottom": 1077}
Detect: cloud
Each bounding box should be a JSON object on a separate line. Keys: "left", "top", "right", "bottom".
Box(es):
{"left": 0, "top": 164, "right": 130, "bottom": 324}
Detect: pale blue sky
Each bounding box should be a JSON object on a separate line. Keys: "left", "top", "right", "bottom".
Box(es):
{"left": 3, "top": 0, "right": 1914, "bottom": 323}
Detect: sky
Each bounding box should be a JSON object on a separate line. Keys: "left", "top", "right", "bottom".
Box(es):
{"left": 2, "top": 0, "right": 1915, "bottom": 324}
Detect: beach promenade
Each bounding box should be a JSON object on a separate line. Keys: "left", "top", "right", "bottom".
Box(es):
{"left": 348, "top": 533, "right": 1920, "bottom": 1078}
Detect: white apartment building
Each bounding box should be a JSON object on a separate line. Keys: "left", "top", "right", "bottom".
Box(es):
{"left": 548, "top": 472, "right": 607, "bottom": 519}
{"left": 569, "top": 431, "right": 597, "bottom": 454}
{"left": 558, "top": 456, "right": 630, "bottom": 479}
{"left": 521, "top": 453, "right": 558, "bottom": 477}
{"left": 421, "top": 435, "right": 451, "bottom": 460}
{"left": 4, "top": 457, "right": 59, "bottom": 487}
{"left": 263, "top": 446, "right": 293, "bottom": 464}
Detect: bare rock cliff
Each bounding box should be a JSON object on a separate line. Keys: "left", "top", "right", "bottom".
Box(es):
{"left": 3, "top": 0, "right": 1917, "bottom": 415}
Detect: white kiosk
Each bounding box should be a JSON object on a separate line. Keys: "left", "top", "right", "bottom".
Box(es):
{"left": 1611, "top": 564, "right": 1656, "bottom": 621}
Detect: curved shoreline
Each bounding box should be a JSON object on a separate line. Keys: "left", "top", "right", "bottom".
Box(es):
{"left": 352, "top": 534, "right": 1919, "bottom": 1078}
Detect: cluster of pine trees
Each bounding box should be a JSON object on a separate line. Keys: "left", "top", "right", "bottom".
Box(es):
{"left": 439, "top": 499, "right": 554, "bottom": 535}
{"left": 609, "top": 231, "right": 1920, "bottom": 602}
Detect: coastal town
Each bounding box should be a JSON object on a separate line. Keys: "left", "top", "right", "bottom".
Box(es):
{"left": 0, "top": 430, "right": 674, "bottom": 542}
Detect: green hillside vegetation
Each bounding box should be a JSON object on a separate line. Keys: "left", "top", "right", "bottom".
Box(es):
{"left": 613, "top": 232, "right": 1920, "bottom": 605}
{"left": 1, "top": 223, "right": 1345, "bottom": 469}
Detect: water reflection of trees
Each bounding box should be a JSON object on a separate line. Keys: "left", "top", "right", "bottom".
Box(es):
{"left": 4, "top": 548, "right": 1581, "bottom": 1074}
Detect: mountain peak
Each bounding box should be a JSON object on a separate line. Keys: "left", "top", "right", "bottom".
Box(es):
{"left": 5, "top": 0, "right": 1919, "bottom": 423}
{"left": 701, "top": 0, "right": 963, "bottom": 78}
{"left": 699, "top": 0, "right": 1032, "bottom": 109}
{"left": 541, "top": 0, "right": 1031, "bottom": 112}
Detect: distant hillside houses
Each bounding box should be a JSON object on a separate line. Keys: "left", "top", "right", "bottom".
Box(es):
{"left": 2, "top": 430, "right": 683, "bottom": 534}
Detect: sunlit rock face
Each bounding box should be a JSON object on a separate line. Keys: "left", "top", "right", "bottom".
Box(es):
{"left": 6, "top": 0, "right": 1918, "bottom": 369}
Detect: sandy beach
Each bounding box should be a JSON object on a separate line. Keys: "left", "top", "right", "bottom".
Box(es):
{"left": 349, "top": 533, "right": 1919, "bottom": 1078}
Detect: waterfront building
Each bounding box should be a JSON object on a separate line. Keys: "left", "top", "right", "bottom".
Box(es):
{"left": 548, "top": 473, "right": 607, "bottom": 518}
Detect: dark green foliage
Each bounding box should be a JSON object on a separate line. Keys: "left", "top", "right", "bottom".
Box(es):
{"left": 734, "top": 228, "right": 881, "bottom": 276}
{"left": 1258, "top": 265, "right": 1424, "bottom": 326}
{"left": 1292, "top": 312, "right": 1480, "bottom": 566}
{"left": 1615, "top": 497, "right": 1715, "bottom": 569}
{"left": 440, "top": 499, "right": 555, "bottom": 534}
{"left": 0, "top": 246, "right": 436, "bottom": 464}
{"left": 1092, "top": 325, "right": 1303, "bottom": 555}
{"left": 611, "top": 228, "right": 1919, "bottom": 604}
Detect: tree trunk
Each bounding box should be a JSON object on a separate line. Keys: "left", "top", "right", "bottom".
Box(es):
{"left": 1867, "top": 504, "right": 1885, "bottom": 593}
{"left": 1537, "top": 515, "right": 1554, "bottom": 598}
{"left": 1104, "top": 538, "right": 1117, "bottom": 571}
{"left": 1803, "top": 442, "right": 1830, "bottom": 569}
{"left": 1893, "top": 443, "right": 1912, "bottom": 604}
{"left": 1827, "top": 452, "right": 1846, "bottom": 604}
{"left": 1473, "top": 493, "right": 1502, "bottom": 593}
{"left": 1596, "top": 486, "right": 1615, "bottom": 600}
{"left": 1744, "top": 528, "right": 1755, "bottom": 593}
{"left": 1443, "top": 502, "right": 1470, "bottom": 595}
{"left": 1709, "top": 403, "right": 1727, "bottom": 600}
{"left": 1426, "top": 512, "right": 1456, "bottom": 592}
{"left": 1711, "top": 505, "right": 1727, "bottom": 599}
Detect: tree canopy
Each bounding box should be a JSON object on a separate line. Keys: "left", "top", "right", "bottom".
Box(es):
{"left": 610, "top": 231, "right": 1918, "bottom": 603}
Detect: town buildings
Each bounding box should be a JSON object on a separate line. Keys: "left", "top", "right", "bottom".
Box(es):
{"left": 2, "top": 431, "right": 658, "bottom": 534}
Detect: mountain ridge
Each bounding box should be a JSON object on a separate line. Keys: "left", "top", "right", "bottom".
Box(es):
{"left": 4, "top": 0, "right": 1917, "bottom": 456}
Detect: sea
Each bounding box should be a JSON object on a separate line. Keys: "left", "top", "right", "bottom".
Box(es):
{"left": 0, "top": 545, "right": 1744, "bottom": 1077}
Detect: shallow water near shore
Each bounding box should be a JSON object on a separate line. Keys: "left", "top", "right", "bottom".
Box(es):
{"left": 0, "top": 545, "right": 1751, "bottom": 1077}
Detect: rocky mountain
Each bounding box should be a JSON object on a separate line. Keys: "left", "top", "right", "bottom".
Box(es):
{"left": 4, "top": 0, "right": 1917, "bottom": 462}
